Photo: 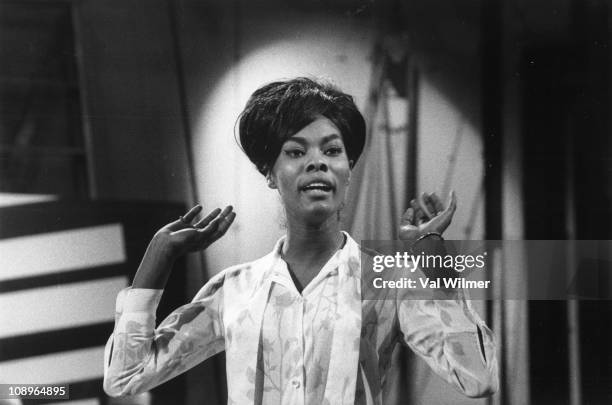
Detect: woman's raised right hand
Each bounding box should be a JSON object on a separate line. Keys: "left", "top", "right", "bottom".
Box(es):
{"left": 132, "top": 205, "right": 235, "bottom": 289}
{"left": 153, "top": 205, "right": 236, "bottom": 260}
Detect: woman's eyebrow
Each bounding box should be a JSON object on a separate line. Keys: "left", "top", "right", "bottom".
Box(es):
{"left": 288, "top": 134, "right": 342, "bottom": 145}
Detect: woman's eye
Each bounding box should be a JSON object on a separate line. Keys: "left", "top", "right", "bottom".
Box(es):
{"left": 286, "top": 149, "right": 304, "bottom": 158}
{"left": 325, "top": 147, "right": 343, "bottom": 156}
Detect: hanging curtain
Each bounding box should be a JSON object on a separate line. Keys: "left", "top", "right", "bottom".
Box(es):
{"left": 344, "top": 39, "right": 416, "bottom": 405}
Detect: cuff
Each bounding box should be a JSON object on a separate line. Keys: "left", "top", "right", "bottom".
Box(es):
{"left": 435, "top": 293, "right": 483, "bottom": 334}
{"left": 116, "top": 287, "right": 163, "bottom": 313}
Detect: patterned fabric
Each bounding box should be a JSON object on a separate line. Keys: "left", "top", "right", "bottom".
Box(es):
{"left": 104, "top": 232, "right": 498, "bottom": 404}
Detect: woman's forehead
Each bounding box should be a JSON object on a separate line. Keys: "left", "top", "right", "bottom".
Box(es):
{"left": 286, "top": 117, "right": 343, "bottom": 143}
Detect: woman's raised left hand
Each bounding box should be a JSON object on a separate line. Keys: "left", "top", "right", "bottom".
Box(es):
{"left": 398, "top": 191, "right": 457, "bottom": 241}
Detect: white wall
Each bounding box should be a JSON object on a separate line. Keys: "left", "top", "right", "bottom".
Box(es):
{"left": 181, "top": 4, "right": 374, "bottom": 272}
{"left": 418, "top": 75, "right": 485, "bottom": 241}
{"left": 182, "top": 4, "right": 485, "bottom": 273}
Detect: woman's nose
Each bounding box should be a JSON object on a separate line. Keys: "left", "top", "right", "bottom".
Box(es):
{"left": 306, "top": 155, "right": 328, "bottom": 172}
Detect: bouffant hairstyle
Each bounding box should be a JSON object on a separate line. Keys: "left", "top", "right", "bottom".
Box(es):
{"left": 238, "top": 77, "right": 366, "bottom": 176}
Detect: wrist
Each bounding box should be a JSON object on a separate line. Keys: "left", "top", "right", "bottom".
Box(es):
{"left": 411, "top": 231, "right": 446, "bottom": 255}
{"left": 415, "top": 231, "right": 443, "bottom": 242}
{"left": 148, "top": 233, "right": 178, "bottom": 263}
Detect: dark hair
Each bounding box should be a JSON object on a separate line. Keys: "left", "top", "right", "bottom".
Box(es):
{"left": 237, "top": 77, "right": 366, "bottom": 176}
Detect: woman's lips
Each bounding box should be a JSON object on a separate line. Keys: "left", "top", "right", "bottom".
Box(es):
{"left": 302, "top": 188, "right": 332, "bottom": 196}
{"left": 300, "top": 180, "right": 333, "bottom": 191}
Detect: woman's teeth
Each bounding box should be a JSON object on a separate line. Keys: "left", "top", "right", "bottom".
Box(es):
{"left": 303, "top": 183, "right": 331, "bottom": 191}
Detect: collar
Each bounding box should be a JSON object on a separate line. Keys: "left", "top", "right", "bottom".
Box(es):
{"left": 226, "top": 231, "right": 362, "bottom": 404}
{"left": 268, "top": 230, "right": 360, "bottom": 278}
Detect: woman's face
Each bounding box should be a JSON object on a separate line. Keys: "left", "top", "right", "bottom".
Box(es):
{"left": 268, "top": 116, "right": 352, "bottom": 225}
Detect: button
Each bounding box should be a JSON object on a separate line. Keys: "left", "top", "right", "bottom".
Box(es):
{"left": 292, "top": 380, "right": 301, "bottom": 388}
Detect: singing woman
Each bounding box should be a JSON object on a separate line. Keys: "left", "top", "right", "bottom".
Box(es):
{"left": 103, "top": 77, "right": 498, "bottom": 404}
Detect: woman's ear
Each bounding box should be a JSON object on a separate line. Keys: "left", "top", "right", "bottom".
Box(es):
{"left": 266, "top": 174, "right": 277, "bottom": 189}
{"left": 349, "top": 159, "right": 355, "bottom": 170}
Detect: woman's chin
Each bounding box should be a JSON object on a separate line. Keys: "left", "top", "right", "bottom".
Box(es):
{"left": 300, "top": 202, "right": 339, "bottom": 224}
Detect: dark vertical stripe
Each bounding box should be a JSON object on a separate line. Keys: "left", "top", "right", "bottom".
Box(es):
{"left": 522, "top": 46, "right": 571, "bottom": 405}
{"left": 405, "top": 65, "right": 418, "bottom": 205}
{"left": 481, "top": 0, "right": 503, "bottom": 242}
{"left": 571, "top": 0, "right": 612, "bottom": 403}
{"left": 481, "top": 0, "right": 504, "bottom": 404}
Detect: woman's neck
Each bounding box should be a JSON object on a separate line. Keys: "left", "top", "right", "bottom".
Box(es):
{"left": 281, "top": 214, "right": 344, "bottom": 264}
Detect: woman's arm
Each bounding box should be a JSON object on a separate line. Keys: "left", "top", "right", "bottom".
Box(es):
{"left": 103, "top": 276, "right": 226, "bottom": 397}
{"left": 396, "top": 293, "right": 499, "bottom": 398}
{"left": 395, "top": 192, "right": 498, "bottom": 397}
{"left": 103, "top": 204, "right": 235, "bottom": 397}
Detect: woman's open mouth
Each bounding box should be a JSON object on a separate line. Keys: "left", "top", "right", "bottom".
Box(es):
{"left": 301, "top": 181, "right": 334, "bottom": 195}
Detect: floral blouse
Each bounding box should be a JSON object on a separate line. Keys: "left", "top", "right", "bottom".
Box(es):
{"left": 103, "top": 232, "right": 498, "bottom": 404}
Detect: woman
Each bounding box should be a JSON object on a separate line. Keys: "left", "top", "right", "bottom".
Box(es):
{"left": 103, "top": 78, "right": 498, "bottom": 404}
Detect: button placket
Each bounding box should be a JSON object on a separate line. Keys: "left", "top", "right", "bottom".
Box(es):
{"left": 295, "top": 296, "right": 305, "bottom": 403}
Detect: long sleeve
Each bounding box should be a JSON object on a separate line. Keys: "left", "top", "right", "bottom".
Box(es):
{"left": 396, "top": 290, "right": 499, "bottom": 398}
{"left": 103, "top": 273, "right": 226, "bottom": 397}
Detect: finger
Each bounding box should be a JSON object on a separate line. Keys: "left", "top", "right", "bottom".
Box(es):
{"left": 401, "top": 207, "right": 415, "bottom": 224}
{"left": 182, "top": 204, "right": 203, "bottom": 224}
{"left": 430, "top": 192, "right": 445, "bottom": 213}
{"left": 194, "top": 207, "right": 222, "bottom": 228}
{"left": 417, "top": 193, "right": 433, "bottom": 219}
{"left": 208, "top": 211, "right": 236, "bottom": 241}
{"left": 432, "top": 191, "right": 457, "bottom": 232}
{"left": 195, "top": 211, "right": 236, "bottom": 251}
{"left": 194, "top": 205, "right": 232, "bottom": 230}
{"left": 420, "top": 192, "right": 437, "bottom": 218}
{"left": 410, "top": 199, "right": 426, "bottom": 225}
{"left": 445, "top": 190, "right": 457, "bottom": 214}
{"left": 193, "top": 215, "right": 222, "bottom": 239}
{"left": 195, "top": 205, "right": 231, "bottom": 233}
{"left": 167, "top": 204, "right": 203, "bottom": 231}
{"left": 219, "top": 205, "right": 234, "bottom": 218}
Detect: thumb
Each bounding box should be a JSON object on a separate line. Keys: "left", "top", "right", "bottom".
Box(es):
{"left": 401, "top": 207, "right": 415, "bottom": 224}
{"left": 445, "top": 190, "right": 457, "bottom": 214}
{"left": 431, "top": 190, "right": 457, "bottom": 232}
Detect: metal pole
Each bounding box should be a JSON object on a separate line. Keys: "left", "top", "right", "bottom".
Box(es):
{"left": 565, "top": 119, "right": 582, "bottom": 405}
{"left": 166, "top": 0, "right": 200, "bottom": 207}
{"left": 71, "top": 1, "right": 98, "bottom": 199}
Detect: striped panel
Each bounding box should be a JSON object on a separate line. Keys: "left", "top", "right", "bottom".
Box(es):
{"left": 0, "top": 201, "right": 187, "bottom": 403}
{"left": 0, "top": 193, "right": 57, "bottom": 208}
{"left": 0, "top": 277, "right": 128, "bottom": 339}
{"left": 0, "top": 224, "right": 126, "bottom": 281}
{"left": 0, "top": 347, "right": 104, "bottom": 384}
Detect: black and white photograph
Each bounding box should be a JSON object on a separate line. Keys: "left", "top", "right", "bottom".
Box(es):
{"left": 1, "top": 0, "right": 611, "bottom": 404}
